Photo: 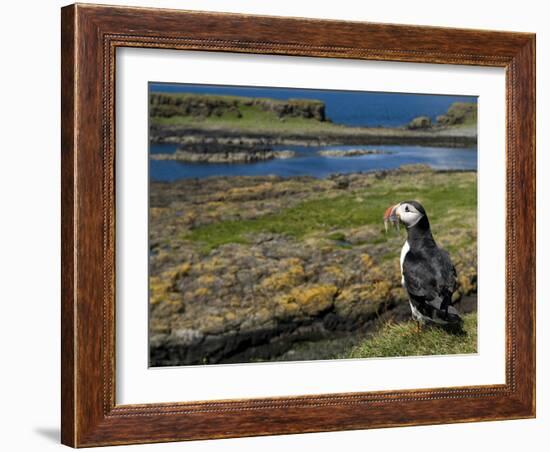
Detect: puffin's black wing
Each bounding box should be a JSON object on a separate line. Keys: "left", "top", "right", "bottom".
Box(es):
{"left": 439, "top": 248, "right": 459, "bottom": 297}
{"left": 402, "top": 247, "right": 461, "bottom": 325}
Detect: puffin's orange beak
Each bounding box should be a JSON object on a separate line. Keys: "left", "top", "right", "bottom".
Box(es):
{"left": 383, "top": 203, "right": 400, "bottom": 232}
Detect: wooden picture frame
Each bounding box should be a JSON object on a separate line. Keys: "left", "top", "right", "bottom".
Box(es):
{"left": 61, "top": 3, "right": 535, "bottom": 447}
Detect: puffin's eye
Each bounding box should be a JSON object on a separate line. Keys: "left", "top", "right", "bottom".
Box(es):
{"left": 405, "top": 206, "right": 410, "bottom": 212}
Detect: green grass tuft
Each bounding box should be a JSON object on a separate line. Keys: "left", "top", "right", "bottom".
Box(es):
{"left": 346, "top": 312, "right": 477, "bottom": 359}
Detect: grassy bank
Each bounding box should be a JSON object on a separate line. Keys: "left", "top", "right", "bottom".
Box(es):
{"left": 150, "top": 93, "right": 477, "bottom": 143}
{"left": 150, "top": 92, "right": 336, "bottom": 133}
{"left": 151, "top": 105, "right": 352, "bottom": 134}
{"left": 346, "top": 312, "right": 477, "bottom": 359}
{"left": 185, "top": 169, "right": 476, "bottom": 253}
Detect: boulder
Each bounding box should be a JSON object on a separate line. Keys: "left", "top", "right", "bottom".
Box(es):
{"left": 407, "top": 116, "right": 432, "bottom": 130}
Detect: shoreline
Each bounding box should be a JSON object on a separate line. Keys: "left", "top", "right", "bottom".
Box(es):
{"left": 150, "top": 124, "right": 477, "bottom": 148}
{"left": 151, "top": 148, "right": 393, "bottom": 164}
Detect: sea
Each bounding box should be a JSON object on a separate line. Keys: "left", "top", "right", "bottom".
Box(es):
{"left": 149, "top": 83, "right": 477, "bottom": 181}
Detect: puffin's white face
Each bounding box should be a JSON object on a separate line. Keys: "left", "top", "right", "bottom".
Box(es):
{"left": 395, "top": 202, "right": 424, "bottom": 228}
{"left": 384, "top": 201, "right": 425, "bottom": 231}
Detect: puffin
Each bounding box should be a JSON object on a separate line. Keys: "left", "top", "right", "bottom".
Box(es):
{"left": 383, "top": 201, "right": 463, "bottom": 330}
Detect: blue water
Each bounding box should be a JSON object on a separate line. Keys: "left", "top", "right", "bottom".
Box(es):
{"left": 150, "top": 83, "right": 477, "bottom": 128}
{"left": 150, "top": 143, "right": 477, "bottom": 182}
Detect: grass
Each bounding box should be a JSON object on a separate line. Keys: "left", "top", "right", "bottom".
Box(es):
{"left": 346, "top": 312, "right": 477, "bottom": 359}
{"left": 185, "top": 173, "right": 476, "bottom": 252}
{"left": 151, "top": 106, "right": 352, "bottom": 134}
{"left": 149, "top": 92, "right": 346, "bottom": 134}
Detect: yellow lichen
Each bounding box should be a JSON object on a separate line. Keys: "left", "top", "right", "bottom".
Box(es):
{"left": 281, "top": 257, "right": 303, "bottom": 266}
{"left": 275, "top": 295, "right": 301, "bottom": 318}
{"left": 457, "top": 272, "right": 476, "bottom": 295}
{"left": 360, "top": 254, "right": 375, "bottom": 270}
{"left": 197, "top": 274, "right": 216, "bottom": 285}
{"left": 172, "top": 262, "right": 192, "bottom": 279}
{"left": 365, "top": 280, "right": 392, "bottom": 302}
{"left": 224, "top": 312, "right": 237, "bottom": 321}
{"left": 260, "top": 264, "right": 305, "bottom": 291}
{"left": 227, "top": 182, "right": 274, "bottom": 200}
{"left": 335, "top": 281, "right": 393, "bottom": 316}
{"left": 194, "top": 287, "right": 211, "bottom": 297}
{"left": 201, "top": 315, "right": 226, "bottom": 334}
{"left": 325, "top": 265, "right": 344, "bottom": 277}
{"left": 149, "top": 276, "right": 171, "bottom": 305}
{"left": 200, "top": 257, "right": 225, "bottom": 272}
{"left": 286, "top": 284, "right": 338, "bottom": 316}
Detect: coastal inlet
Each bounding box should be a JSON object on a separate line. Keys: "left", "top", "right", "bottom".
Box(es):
{"left": 148, "top": 88, "right": 478, "bottom": 366}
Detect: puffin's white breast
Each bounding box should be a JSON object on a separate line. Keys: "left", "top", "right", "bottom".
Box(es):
{"left": 400, "top": 240, "right": 410, "bottom": 286}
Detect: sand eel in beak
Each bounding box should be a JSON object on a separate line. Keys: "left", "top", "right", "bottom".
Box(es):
{"left": 383, "top": 205, "right": 400, "bottom": 232}
{"left": 383, "top": 201, "right": 463, "bottom": 331}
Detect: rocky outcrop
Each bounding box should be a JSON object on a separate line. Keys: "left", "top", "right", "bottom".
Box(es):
{"left": 150, "top": 93, "right": 326, "bottom": 121}
{"left": 149, "top": 234, "right": 403, "bottom": 366}
{"left": 318, "top": 149, "right": 390, "bottom": 157}
{"left": 437, "top": 102, "right": 477, "bottom": 126}
{"left": 151, "top": 149, "right": 295, "bottom": 163}
{"left": 407, "top": 103, "right": 477, "bottom": 129}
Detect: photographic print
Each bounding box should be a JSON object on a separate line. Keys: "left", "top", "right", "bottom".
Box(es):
{"left": 148, "top": 83, "right": 478, "bottom": 367}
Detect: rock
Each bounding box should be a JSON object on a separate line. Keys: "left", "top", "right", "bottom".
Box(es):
{"left": 171, "top": 328, "right": 204, "bottom": 346}
{"left": 436, "top": 102, "right": 477, "bottom": 126}
{"left": 150, "top": 149, "right": 296, "bottom": 163}
{"left": 407, "top": 116, "right": 432, "bottom": 130}
{"left": 318, "top": 149, "right": 389, "bottom": 157}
